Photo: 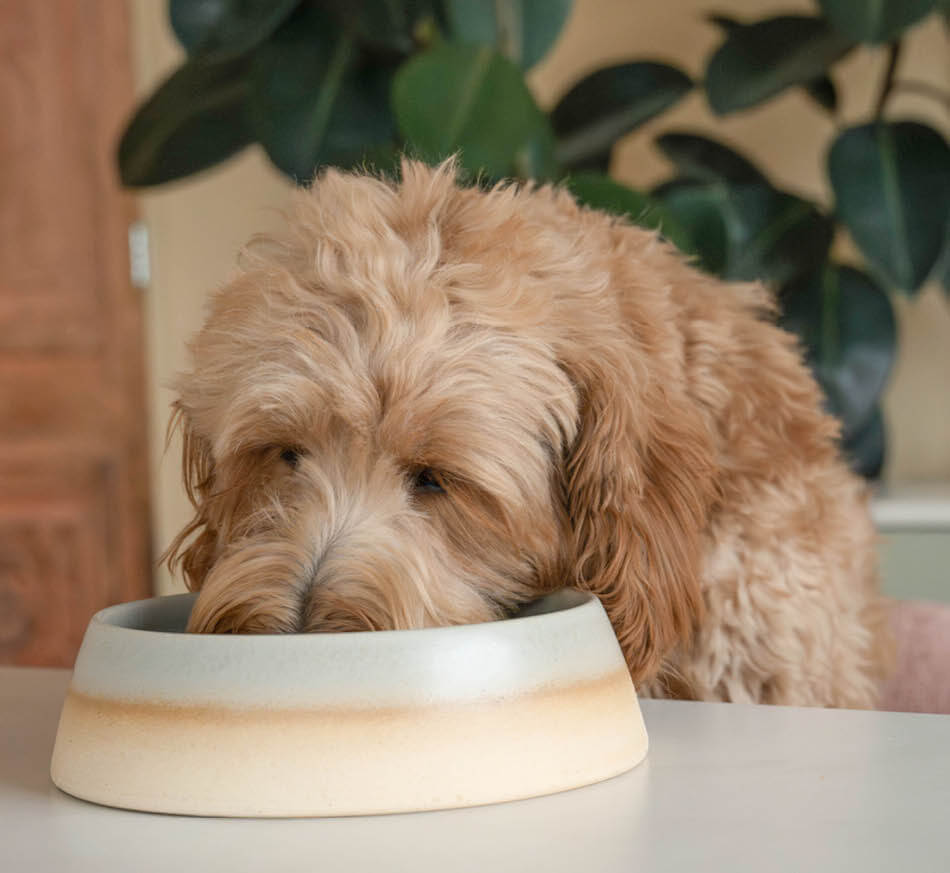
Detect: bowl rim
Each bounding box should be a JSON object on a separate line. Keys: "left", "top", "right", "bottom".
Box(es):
{"left": 88, "top": 588, "right": 601, "bottom": 642}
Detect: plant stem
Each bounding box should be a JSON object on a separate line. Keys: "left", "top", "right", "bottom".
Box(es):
{"left": 821, "top": 264, "right": 840, "bottom": 366}
{"left": 494, "top": 0, "right": 522, "bottom": 65}
{"left": 874, "top": 41, "right": 902, "bottom": 119}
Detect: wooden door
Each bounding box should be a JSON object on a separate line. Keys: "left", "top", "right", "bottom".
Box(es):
{"left": 0, "top": 1, "right": 151, "bottom": 665}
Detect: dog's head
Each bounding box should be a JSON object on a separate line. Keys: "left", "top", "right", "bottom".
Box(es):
{"left": 167, "top": 160, "right": 717, "bottom": 681}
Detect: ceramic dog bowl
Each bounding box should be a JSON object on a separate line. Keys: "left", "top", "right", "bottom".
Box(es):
{"left": 50, "top": 589, "right": 647, "bottom": 817}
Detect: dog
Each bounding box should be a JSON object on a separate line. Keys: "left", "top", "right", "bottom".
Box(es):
{"left": 167, "top": 159, "right": 889, "bottom": 708}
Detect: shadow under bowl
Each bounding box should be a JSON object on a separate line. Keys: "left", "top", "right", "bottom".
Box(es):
{"left": 50, "top": 589, "right": 647, "bottom": 817}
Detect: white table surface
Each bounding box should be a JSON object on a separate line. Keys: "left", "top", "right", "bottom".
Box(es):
{"left": 2, "top": 666, "right": 948, "bottom": 873}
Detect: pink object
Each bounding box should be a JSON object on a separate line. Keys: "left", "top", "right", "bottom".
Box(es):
{"left": 878, "top": 600, "right": 950, "bottom": 715}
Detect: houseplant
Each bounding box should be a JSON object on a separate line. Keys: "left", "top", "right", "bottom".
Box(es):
{"left": 119, "top": 0, "right": 950, "bottom": 477}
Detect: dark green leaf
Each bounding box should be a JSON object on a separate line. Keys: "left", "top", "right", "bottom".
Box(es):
{"left": 724, "top": 186, "right": 835, "bottom": 284}
{"left": 930, "top": 231, "right": 950, "bottom": 296}
{"left": 804, "top": 76, "right": 838, "bottom": 112}
{"left": 938, "top": 238, "right": 950, "bottom": 295}
{"left": 169, "top": 0, "right": 300, "bottom": 59}
{"left": 818, "top": 0, "right": 936, "bottom": 43}
{"left": 118, "top": 55, "right": 253, "bottom": 187}
{"left": 443, "top": 0, "right": 573, "bottom": 68}
{"left": 552, "top": 63, "right": 692, "bottom": 170}
{"left": 706, "top": 14, "right": 840, "bottom": 113}
{"left": 705, "top": 16, "right": 853, "bottom": 115}
{"left": 655, "top": 132, "right": 766, "bottom": 184}
{"left": 393, "top": 44, "right": 555, "bottom": 179}
{"left": 829, "top": 121, "right": 950, "bottom": 292}
{"left": 566, "top": 172, "right": 692, "bottom": 252}
{"left": 567, "top": 172, "right": 650, "bottom": 215}
{"left": 652, "top": 182, "right": 730, "bottom": 274}
{"left": 249, "top": 6, "right": 396, "bottom": 183}
{"left": 322, "top": 0, "right": 440, "bottom": 55}
{"left": 512, "top": 129, "right": 561, "bottom": 181}
{"left": 356, "top": 144, "right": 403, "bottom": 178}
{"left": 842, "top": 405, "right": 885, "bottom": 479}
{"left": 780, "top": 265, "right": 896, "bottom": 441}
{"left": 656, "top": 181, "right": 834, "bottom": 284}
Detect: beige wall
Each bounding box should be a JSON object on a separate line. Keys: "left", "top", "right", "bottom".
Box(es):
{"left": 130, "top": 0, "right": 950, "bottom": 595}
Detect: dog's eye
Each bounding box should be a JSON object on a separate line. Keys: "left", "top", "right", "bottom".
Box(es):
{"left": 279, "top": 448, "right": 301, "bottom": 469}
{"left": 412, "top": 468, "right": 445, "bottom": 494}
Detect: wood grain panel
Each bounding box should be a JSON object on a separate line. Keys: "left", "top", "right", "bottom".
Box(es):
{"left": 0, "top": 507, "right": 107, "bottom": 666}
{"left": 0, "top": 360, "right": 113, "bottom": 438}
{"left": 0, "top": 0, "right": 151, "bottom": 665}
{"left": 0, "top": 2, "right": 101, "bottom": 352}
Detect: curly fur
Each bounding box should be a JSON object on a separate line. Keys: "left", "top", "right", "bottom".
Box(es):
{"left": 167, "top": 159, "right": 889, "bottom": 708}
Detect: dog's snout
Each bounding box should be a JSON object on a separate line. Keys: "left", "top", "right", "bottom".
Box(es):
{"left": 185, "top": 539, "right": 316, "bottom": 635}
{"left": 302, "top": 606, "right": 382, "bottom": 633}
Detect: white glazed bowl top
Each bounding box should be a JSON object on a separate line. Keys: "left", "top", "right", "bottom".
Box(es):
{"left": 70, "top": 589, "right": 625, "bottom": 710}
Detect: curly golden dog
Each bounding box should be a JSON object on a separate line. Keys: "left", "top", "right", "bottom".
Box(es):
{"left": 168, "top": 159, "right": 889, "bottom": 708}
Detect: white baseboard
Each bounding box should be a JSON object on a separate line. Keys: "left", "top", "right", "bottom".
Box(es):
{"left": 872, "top": 483, "right": 950, "bottom": 532}
{"left": 872, "top": 483, "right": 950, "bottom": 602}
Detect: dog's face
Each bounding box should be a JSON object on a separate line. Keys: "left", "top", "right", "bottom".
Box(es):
{"left": 169, "top": 161, "right": 717, "bottom": 681}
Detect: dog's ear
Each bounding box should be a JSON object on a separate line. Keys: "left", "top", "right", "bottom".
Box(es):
{"left": 163, "top": 402, "right": 218, "bottom": 591}
{"left": 562, "top": 336, "right": 718, "bottom": 684}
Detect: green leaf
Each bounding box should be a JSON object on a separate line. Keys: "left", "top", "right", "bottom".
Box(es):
{"left": 169, "top": 0, "right": 300, "bottom": 59}
{"left": 829, "top": 122, "right": 950, "bottom": 292}
{"left": 655, "top": 132, "right": 766, "bottom": 184}
{"left": 817, "top": 0, "right": 937, "bottom": 44}
{"left": 356, "top": 144, "right": 403, "bottom": 178}
{"left": 652, "top": 182, "right": 730, "bottom": 274}
{"left": 118, "top": 55, "right": 254, "bottom": 187}
{"left": 249, "top": 6, "right": 396, "bottom": 183}
{"left": 566, "top": 172, "right": 692, "bottom": 252}
{"left": 512, "top": 129, "right": 561, "bottom": 181}
{"left": 725, "top": 187, "right": 835, "bottom": 284}
{"left": 566, "top": 172, "right": 650, "bottom": 216}
{"left": 656, "top": 181, "right": 834, "bottom": 284}
{"left": 780, "top": 265, "right": 896, "bottom": 441}
{"left": 705, "top": 16, "right": 853, "bottom": 115}
{"left": 443, "top": 0, "right": 573, "bottom": 68}
{"left": 393, "top": 44, "right": 555, "bottom": 179}
{"left": 804, "top": 76, "right": 838, "bottom": 113}
{"left": 706, "top": 14, "right": 839, "bottom": 114}
{"left": 938, "top": 237, "right": 950, "bottom": 295}
{"left": 552, "top": 63, "right": 693, "bottom": 170}
{"left": 842, "top": 405, "right": 885, "bottom": 479}
{"left": 322, "top": 0, "right": 440, "bottom": 55}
